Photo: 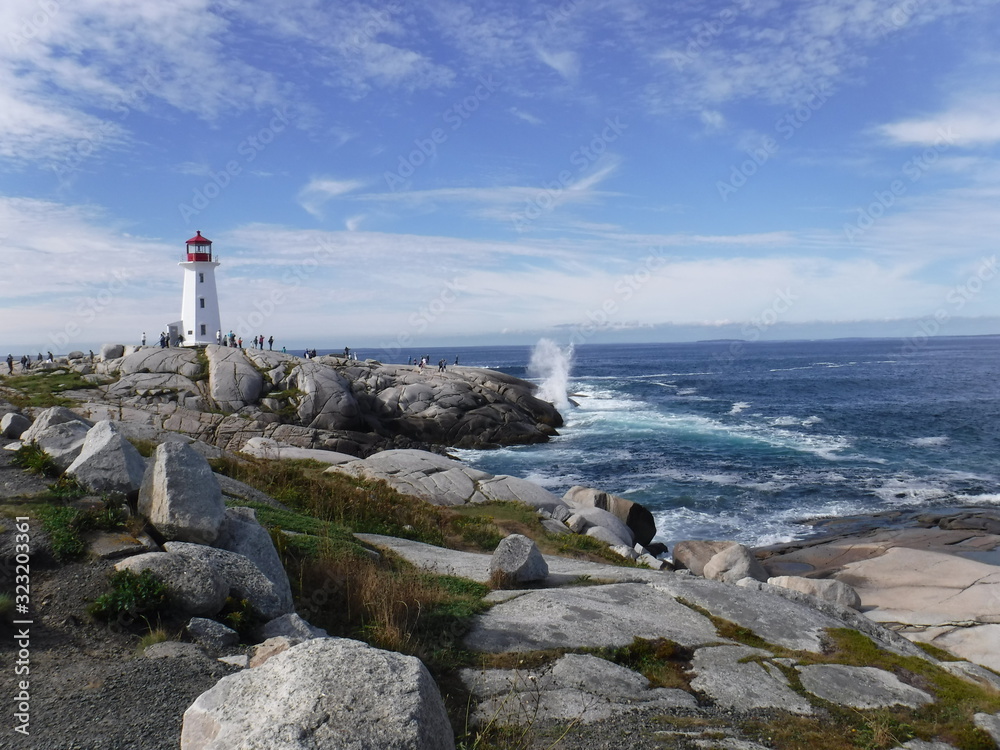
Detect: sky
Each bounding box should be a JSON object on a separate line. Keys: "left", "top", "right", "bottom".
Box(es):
{"left": 3, "top": 0, "right": 1000, "bottom": 356}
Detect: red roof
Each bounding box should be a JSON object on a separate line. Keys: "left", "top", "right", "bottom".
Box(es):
{"left": 186, "top": 230, "right": 212, "bottom": 245}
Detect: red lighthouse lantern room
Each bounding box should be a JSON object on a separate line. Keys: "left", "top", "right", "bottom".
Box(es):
{"left": 186, "top": 231, "right": 213, "bottom": 262}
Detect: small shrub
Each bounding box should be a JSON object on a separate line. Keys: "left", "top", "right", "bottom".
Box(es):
{"left": 218, "top": 597, "right": 257, "bottom": 639}
{"left": 136, "top": 628, "right": 170, "bottom": 654}
{"left": 37, "top": 505, "right": 87, "bottom": 560}
{"left": 12, "top": 443, "right": 61, "bottom": 477}
{"left": 89, "top": 569, "right": 169, "bottom": 621}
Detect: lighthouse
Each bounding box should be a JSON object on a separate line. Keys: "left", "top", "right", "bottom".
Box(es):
{"left": 175, "top": 231, "right": 221, "bottom": 346}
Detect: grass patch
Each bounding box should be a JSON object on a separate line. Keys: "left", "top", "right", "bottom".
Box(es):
{"left": 12, "top": 442, "right": 61, "bottom": 477}
{"left": 599, "top": 637, "right": 696, "bottom": 691}
{"left": 36, "top": 499, "right": 128, "bottom": 561}
{"left": 210, "top": 455, "right": 447, "bottom": 544}
{"left": 136, "top": 628, "right": 170, "bottom": 654}
{"left": 127, "top": 437, "right": 159, "bottom": 458}
{"left": 1, "top": 371, "right": 96, "bottom": 408}
{"left": 89, "top": 569, "right": 169, "bottom": 623}
{"left": 191, "top": 349, "right": 210, "bottom": 382}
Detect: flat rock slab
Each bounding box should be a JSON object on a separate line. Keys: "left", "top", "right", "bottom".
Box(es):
{"left": 836, "top": 546, "right": 1000, "bottom": 625}
{"left": 689, "top": 645, "right": 813, "bottom": 714}
{"left": 461, "top": 653, "right": 696, "bottom": 726}
{"left": 241, "top": 437, "right": 355, "bottom": 465}
{"left": 464, "top": 582, "right": 723, "bottom": 652}
{"left": 653, "top": 575, "right": 848, "bottom": 653}
{"left": 354, "top": 533, "right": 668, "bottom": 585}
{"left": 974, "top": 713, "right": 1000, "bottom": 746}
{"left": 906, "top": 624, "right": 1000, "bottom": 673}
{"left": 797, "top": 665, "right": 934, "bottom": 709}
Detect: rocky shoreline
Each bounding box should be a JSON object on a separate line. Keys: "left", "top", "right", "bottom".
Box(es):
{"left": 1, "top": 347, "right": 999, "bottom": 750}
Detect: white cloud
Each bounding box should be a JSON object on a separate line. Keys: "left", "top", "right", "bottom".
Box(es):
{"left": 298, "top": 177, "right": 367, "bottom": 218}
{"left": 879, "top": 96, "right": 1000, "bottom": 147}
{"left": 509, "top": 107, "right": 544, "bottom": 125}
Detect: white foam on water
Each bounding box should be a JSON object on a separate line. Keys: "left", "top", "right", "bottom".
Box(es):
{"left": 870, "top": 477, "right": 951, "bottom": 504}
{"left": 953, "top": 493, "right": 1000, "bottom": 504}
{"left": 729, "top": 401, "right": 751, "bottom": 415}
{"left": 909, "top": 436, "right": 950, "bottom": 448}
{"left": 529, "top": 338, "right": 574, "bottom": 413}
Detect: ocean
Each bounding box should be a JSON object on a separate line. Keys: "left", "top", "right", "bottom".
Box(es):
{"left": 349, "top": 336, "right": 1000, "bottom": 548}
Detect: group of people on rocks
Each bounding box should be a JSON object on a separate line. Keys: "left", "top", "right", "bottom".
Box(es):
{"left": 409, "top": 356, "right": 459, "bottom": 372}
{"left": 5, "top": 350, "right": 94, "bottom": 374}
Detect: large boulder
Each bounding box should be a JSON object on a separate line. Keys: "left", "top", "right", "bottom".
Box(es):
{"left": 164, "top": 542, "right": 293, "bottom": 620}
{"left": 672, "top": 540, "right": 738, "bottom": 577}
{"left": 489, "top": 534, "right": 548, "bottom": 584}
{"left": 20, "top": 406, "right": 93, "bottom": 444}
{"left": 139, "top": 442, "right": 225, "bottom": 544}
{"left": 768, "top": 576, "right": 862, "bottom": 610}
{"left": 205, "top": 346, "right": 264, "bottom": 412}
{"left": 569, "top": 506, "right": 634, "bottom": 547}
{"left": 563, "top": 486, "right": 657, "bottom": 547}
{"left": 33, "top": 421, "right": 91, "bottom": 470}
{"left": 115, "top": 551, "right": 229, "bottom": 616}
{"left": 180, "top": 638, "right": 455, "bottom": 750}
{"left": 703, "top": 544, "right": 768, "bottom": 584}
{"left": 287, "top": 359, "right": 362, "bottom": 431}
{"left": 212, "top": 507, "right": 291, "bottom": 599}
{"left": 100, "top": 343, "right": 125, "bottom": 360}
{"left": 1, "top": 412, "right": 31, "bottom": 439}
{"left": 65, "top": 420, "right": 147, "bottom": 496}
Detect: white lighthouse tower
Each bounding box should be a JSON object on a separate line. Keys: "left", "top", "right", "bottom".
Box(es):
{"left": 176, "top": 231, "right": 221, "bottom": 346}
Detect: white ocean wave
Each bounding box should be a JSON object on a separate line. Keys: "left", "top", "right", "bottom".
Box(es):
{"left": 909, "top": 436, "right": 950, "bottom": 448}
{"left": 729, "top": 401, "right": 751, "bottom": 415}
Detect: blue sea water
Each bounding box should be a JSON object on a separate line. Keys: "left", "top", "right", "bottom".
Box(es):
{"left": 347, "top": 337, "right": 1000, "bottom": 548}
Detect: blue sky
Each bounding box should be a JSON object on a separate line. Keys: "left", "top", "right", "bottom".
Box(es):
{"left": 3, "top": 0, "right": 1000, "bottom": 355}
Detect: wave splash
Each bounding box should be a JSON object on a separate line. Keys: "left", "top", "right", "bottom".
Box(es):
{"left": 529, "top": 338, "right": 575, "bottom": 412}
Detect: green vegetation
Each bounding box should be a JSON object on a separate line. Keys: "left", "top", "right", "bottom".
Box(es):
{"left": 36, "top": 499, "right": 128, "bottom": 561}
{"left": 0, "top": 593, "right": 14, "bottom": 623}
{"left": 11, "top": 442, "right": 61, "bottom": 477}
{"left": 600, "top": 637, "right": 696, "bottom": 691}
{"left": 1, "top": 370, "right": 96, "bottom": 408}
{"left": 89, "top": 569, "right": 169, "bottom": 622}
{"left": 127, "top": 437, "right": 159, "bottom": 458}
{"left": 136, "top": 628, "right": 170, "bottom": 654}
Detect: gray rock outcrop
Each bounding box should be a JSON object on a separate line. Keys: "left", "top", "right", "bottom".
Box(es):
{"left": 181, "top": 638, "right": 455, "bottom": 750}
{"left": 205, "top": 346, "right": 263, "bottom": 412}
{"left": 1, "top": 412, "right": 31, "bottom": 439}
{"left": 186, "top": 617, "right": 240, "bottom": 650}
{"left": 489, "top": 534, "right": 548, "bottom": 584}
{"left": 33, "top": 421, "right": 91, "bottom": 470}
{"left": 703, "top": 543, "right": 768, "bottom": 583}
{"left": 66, "top": 420, "right": 147, "bottom": 496}
{"left": 164, "top": 542, "right": 294, "bottom": 620}
{"left": 690, "top": 645, "right": 813, "bottom": 714}
{"left": 258, "top": 613, "right": 328, "bottom": 642}
{"left": 212, "top": 507, "right": 290, "bottom": 598}
{"left": 115, "top": 551, "right": 229, "bottom": 616}
{"left": 767, "top": 575, "right": 862, "bottom": 610}
{"left": 461, "top": 653, "right": 696, "bottom": 726}
{"left": 563, "top": 486, "right": 657, "bottom": 547}
{"left": 797, "top": 665, "right": 934, "bottom": 709}
{"left": 139, "top": 442, "right": 225, "bottom": 544}
{"left": 672, "top": 540, "right": 737, "bottom": 576}
{"left": 20, "top": 405, "right": 93, "bottom": 444}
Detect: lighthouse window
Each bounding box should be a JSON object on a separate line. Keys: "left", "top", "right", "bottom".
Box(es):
{"left": 200, "top": 325, "right": 206, "bottom": 336}
{"left": 199, "top": 273, "right": 205, "bottom": 283}
{"left": 199, "top": 298, "right": 205, "bottom": 309}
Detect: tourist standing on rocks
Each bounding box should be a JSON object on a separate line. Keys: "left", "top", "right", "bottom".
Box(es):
{"left": 268, "top": 335, "right": 274, "bottom": 350}
{"left": 141, "top": 332, "right": 146, "bottom": 346}
{"left": 6, "top": 354, "right": 12, "bottom": 374}
{"left": 20, "top": 355, "right": 29, "bottom": 371}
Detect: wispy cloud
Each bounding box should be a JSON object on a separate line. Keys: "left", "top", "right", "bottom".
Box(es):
{"left": 879, "top": 96, "right": 1000, "bottom": 147}
{"left": 298, "top": 177, "right": 367, "bottom": 218}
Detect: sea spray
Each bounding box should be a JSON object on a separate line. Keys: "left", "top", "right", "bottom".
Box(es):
{"left": 528, "top": 338, "right": 574, "bottom": 412}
